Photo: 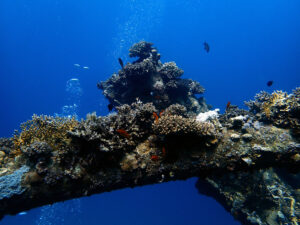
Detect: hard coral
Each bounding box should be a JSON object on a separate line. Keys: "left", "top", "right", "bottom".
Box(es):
{"left": 21, "top": 141, "right": 53, "bottom": 165}
{"left": 152, "top": 113, "right": 220, "bottom": 160}
{"left": 153, "top": 115, "right": 217, "bottom": 137}
{"left": 162, "top": 104, "right": 188, "bottom": 117}
{"left": 99, "top": 41, "right": 208, "bottom": 114}
{"left": 13, "top": 115, "right": 78, "bottom": 157}
{"left": 245, "top": 89, "right": 300, "bottom": 137}
{"left": 70, "top": 101, "right": 157, "bottom": 154}
{"left": 129, "top": 41, "right": 155, "bottom": 62}
{"left": 158, "top": 62, "right": 184, "bottom": 79}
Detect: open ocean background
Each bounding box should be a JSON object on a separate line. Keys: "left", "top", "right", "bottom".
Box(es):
{"left": 0, "top": 0, "right": 299, "bottom": 224}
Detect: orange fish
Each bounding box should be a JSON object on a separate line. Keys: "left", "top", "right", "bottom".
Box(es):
{"left": 159, "top": 110, "right": 164, "bottom": 117}
{"left": 151, "top": 155, "right": 159, "bottom": 161}
{"left": 153, "top": 112, "right": 159, "bottom": 122}
{"left": 116, "top": 129, "right": 130, "bottom": 139}
{"left": 162, "top": 146, "right": 166, "bottom": 157}
{"left": 226, "top": 101, "right": 231, "bottom": 110}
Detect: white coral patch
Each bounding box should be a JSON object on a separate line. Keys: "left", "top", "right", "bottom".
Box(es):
{"left": 196, "top": 109, "right": 219, "bottom": 122}
{"left": 230, "top": 115, "right": 247, "bottom": 122}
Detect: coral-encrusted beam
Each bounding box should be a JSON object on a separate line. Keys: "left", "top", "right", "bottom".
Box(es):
{"left": 0, "top": 101, "right": 299, "bottom": 221}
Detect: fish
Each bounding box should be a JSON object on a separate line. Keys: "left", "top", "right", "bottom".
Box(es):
{"left": 226, "top": 101, "right": 231, "bottom": 110}
{"left": 267, "top": 80, "right": 273, "bottom": 87}
{"left": 116, "top": 129, "right": 130, "bottom": 139}
{"left": 18, "top": 212, "right": 27, "bottom": 216}
{"left": 83, "top": 66, "right": 89, "bottom": 69}
{"left": 118, "top": 58, "right": 124, "bottom": 69}
{"left": 97, "top": 82, "right": 102, "bottom": 89}
{"left": 162, "top": 146, "right": 166, "bottom": 157}
{"left": 107, "top": 103, "right": 114, "bottom": 112}
{"left": 203, "top": 42, "right": 210, "bottom": 53}
{"left": 74, "top": 64, "right": 80, "bottom": 67}
{"left": 159, "top": 110, "right": 164, "bottom": 117}
{"left": 153, "top": 112, "right": 159, "bottom": 122}
{"left": 151, "top": 155, "right": 159, "bottom": 161}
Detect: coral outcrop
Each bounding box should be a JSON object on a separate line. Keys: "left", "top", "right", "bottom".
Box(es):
{"left": 98, "top": 41, "right": 209, "bottom": 115}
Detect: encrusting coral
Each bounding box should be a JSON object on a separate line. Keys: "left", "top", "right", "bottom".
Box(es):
{"left": 153, "top": 115, "right": 218, "bottom": 142}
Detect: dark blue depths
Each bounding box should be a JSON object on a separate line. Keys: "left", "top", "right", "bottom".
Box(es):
{"left": 0, "top": 0, "right": 299, "bottom": 224}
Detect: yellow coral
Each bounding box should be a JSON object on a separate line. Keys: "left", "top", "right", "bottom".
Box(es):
{"left": 262, "top": 102, "right": 271, "bottom": 118}
{"left": 262, "top": 91, "right": 288, "bottom": 118}
{"left": 12, "top": 115, "right": 78, "bottom": 157}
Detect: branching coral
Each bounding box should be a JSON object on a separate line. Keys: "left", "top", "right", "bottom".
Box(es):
{"left": 13, "top": 115, "right": 78, "bottom": 157}
{"left": 261, "top": 91, "right": 288, "bottom": 118}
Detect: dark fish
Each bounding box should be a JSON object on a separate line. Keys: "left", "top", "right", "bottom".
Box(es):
{"left": 118, "top": 58, "right": 124, "bottom": 69}
{"left": 97, "top": 82, "right": 102, "bottom": 89}
{"left": 108, "top": 103, "right": 114, "bottom": 112}
{"left": 267, "top": 80, "right": 273, "bottom": 87}
{"left": 204, "top": 42, "right": 210, "bottom": 53}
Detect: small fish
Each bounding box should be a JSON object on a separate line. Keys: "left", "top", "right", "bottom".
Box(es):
{"left": 226, "top": 101, "right": 231, "bottom": 110}
{"left": 18, "top": 212, "right": 27, "bottom": 216}
{"left": 153, "top": 112, "right": 159, "bottom": 122}
{"left": 74, "top": 64, "right": 80, "bottom": 67}
{"left": 159, "top": 110, "right": 164, "bottom": 117}
{"left": 108, "top": 103, "right": 114, "bottom": 112}
{"left": 116, "top": 129, "right": 130, "bottom": 139}
{"left": 151, "top": 155, "right": 159, "bottom": 161}
{"left": 162, "top": 146, "right": 166, "bottom": 157}
{"left": 83, "top": 66, "right": 89, "bottom": 69}
{"left": 203, "top": 42, "right": 210, "bottom": 53}
{"left": 118, "top": 58, "right": 124, "bottom": 69}
{"left": 267, "top": 80, "right": 273, "bottom": 87}
{"left": 97, "top": 82, "right": 102, "bottom": 89}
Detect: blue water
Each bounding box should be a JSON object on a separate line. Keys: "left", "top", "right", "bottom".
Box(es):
{"left": 0, "top": 0, "right": 299, "bottom": 224}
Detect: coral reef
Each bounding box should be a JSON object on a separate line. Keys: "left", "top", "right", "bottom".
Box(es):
{"left": 1, "top": 90, "right": 298, "bottom": 223}
{"left": 98, "top": 41, "right": 208, "bottom": 114}
{"left": 0, "top": 42, "right": 299, "bottom": 225}
{"left": 245, "top": 89, "right": 300, "bottom": 137}
{"left": 70, "top": 101, "right": 156, "bottom": 154}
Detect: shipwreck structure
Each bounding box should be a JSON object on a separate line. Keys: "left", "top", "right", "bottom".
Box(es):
{"left": 0, "top": 41, "right": 299, "bottom": 225}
